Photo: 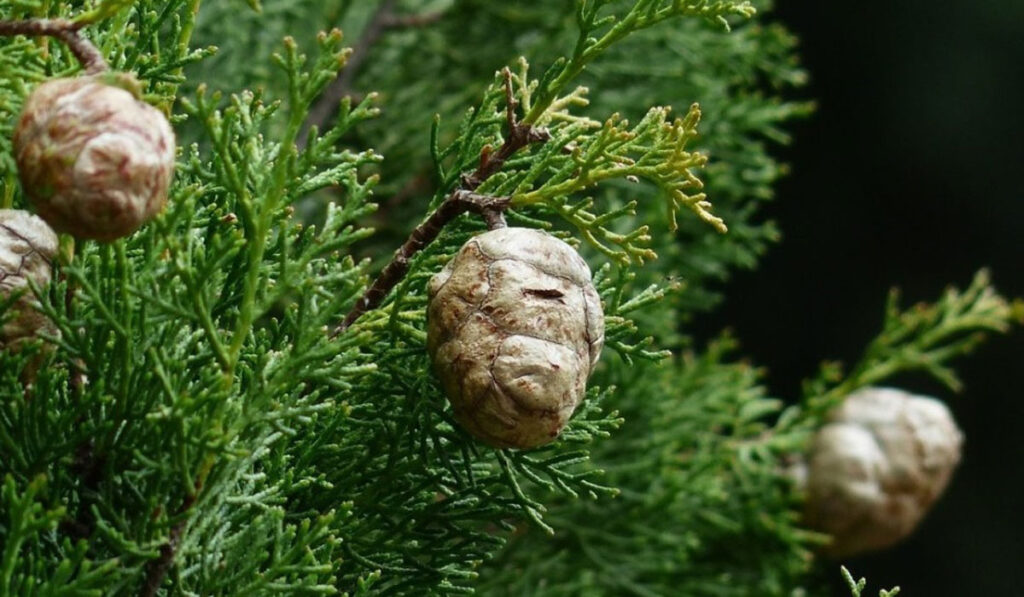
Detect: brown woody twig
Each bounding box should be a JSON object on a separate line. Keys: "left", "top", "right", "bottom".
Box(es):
{"left": 333, "top": 69, "right": 550, "bottom": 335}
{"left": 333, "top": 189, "right": 508, "bottom": 336}
{"left": 299, "top": 1, "right": 443, "bottom": 148}
{"left": 0, "top": 19, "right": 107, "bottom": 74}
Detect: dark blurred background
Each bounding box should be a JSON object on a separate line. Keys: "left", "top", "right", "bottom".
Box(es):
{"left": 695, "top": 0, "right": 1024, "bottom": 593}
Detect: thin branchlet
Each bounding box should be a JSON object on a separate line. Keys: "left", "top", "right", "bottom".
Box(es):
{"left": 299, "top": 0, "right": 443, "bottom": 148}
{"left": 332, "top": 190, "right": 509, "bottom": 336}
{"left": 298, "top": 0, "right": 397, "bottom": 148}
{"left": 333, "top": 69, "right": 549, "bottom": 335}
{"left": 0, "top": 19, "right": 107, "bottom": 74}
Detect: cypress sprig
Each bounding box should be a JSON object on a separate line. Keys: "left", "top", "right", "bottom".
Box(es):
{"left": 842, "top": 566, "right": 901, "bottom": 597}
{"left": 799, "top": 269, "right": 1024, "bottom": 423}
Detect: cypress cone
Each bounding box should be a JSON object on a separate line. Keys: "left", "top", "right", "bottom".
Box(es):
{"left": 13, "top": 74, "right": 176, "bottom": 241}
{"left": 427, "top": 227, "right": 604, "bottom": 449}
{"left": 801, "top": 387, "right": 963, "bottom": 557}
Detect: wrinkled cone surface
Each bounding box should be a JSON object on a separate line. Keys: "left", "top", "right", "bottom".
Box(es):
{"left": 428, "top": 227, "right": 604, "bottom": 449}
{"left": 804, "top": 387, "right": 963, "bottom": 557}
{"left": 14, "top": 75, "right": 176, "bottom": 241}
{"left": 0, "top": 209, "right": 59, "bottom": 350}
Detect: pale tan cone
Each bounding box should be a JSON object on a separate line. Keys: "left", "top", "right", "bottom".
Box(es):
{"left": 0, "top": 209, "right": 59, "bottom": 357}
{"left": 802, "top": 387, "right": 963, "bottom": 557}
{"left": 427, "top": 227, "right": 605, "bottom": 449}
{"left": 13, "top": 74, "right": 176, "bottom": 241}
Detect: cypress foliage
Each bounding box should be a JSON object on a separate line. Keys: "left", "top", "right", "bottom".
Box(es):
{"left": 0, "top": 1, "right": 1017, "bottom": 594}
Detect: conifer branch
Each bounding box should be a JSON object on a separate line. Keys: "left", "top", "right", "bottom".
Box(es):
{"left": 461, "top": 70, "right": 552, "bottom": 189}
{"left": 334, "top": 69, "right": 549, "bottom": 334}
{"left": 0, "top": 19, "right": 107, "bottom": 74}
{"left": 299, "top": 0, "right": 443, "bottom": 148}
{"left": 523, "top": 0, "right": 755, "bottom": 125}
{"left": 333, "top": 190, "right": 509, "bottom": 335}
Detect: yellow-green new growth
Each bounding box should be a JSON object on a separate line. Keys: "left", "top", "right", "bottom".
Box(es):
{"left": 512, "top": 103, "right": 722, "bottom": 264}
{"left": 524, "top": 0, "right": 757, "bottom": 124}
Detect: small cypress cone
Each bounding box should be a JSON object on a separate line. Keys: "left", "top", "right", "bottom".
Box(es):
{"left": 0, "top": 209, "right": 59, "bottom": 354}
{"left": 801, "top": 387, "right": 963, "bottom": 557}
{"left": 427, "top": 227, "right": 604, "bottom": 449}
{"left": 13, "top": 73, "right": 176, "bottom": 241}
